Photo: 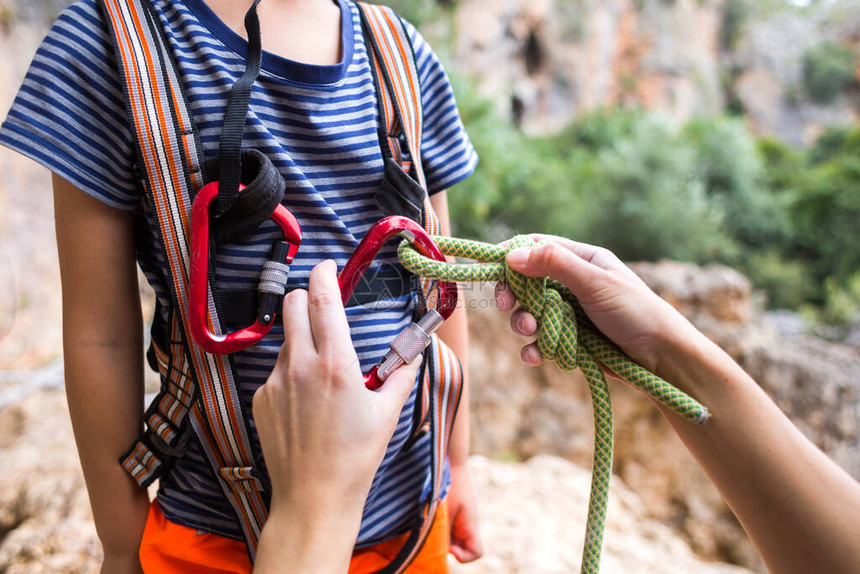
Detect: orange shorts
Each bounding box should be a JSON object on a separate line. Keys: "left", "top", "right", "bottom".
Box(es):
{"left": 139, "top": 499, "right": 449, "bottom": 573}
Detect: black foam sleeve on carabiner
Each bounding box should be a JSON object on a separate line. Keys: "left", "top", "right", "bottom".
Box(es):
{"left": 204, "top": 150, "right": 286, "bottom": 247}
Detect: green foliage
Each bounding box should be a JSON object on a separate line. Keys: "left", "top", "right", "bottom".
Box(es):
{"left": 756, "top": 137, "right": 804, "bottom": 192}
{"left": 790, "top": 134, "right": 860, "bottom": 290}
{"left": 721, "top": 0, "right": 748, "bottom": 51}
{"left": 683, "top": 117, "right": 790, "bottom": 250}
{"left": 757, "top": 126, "right": 860, "bottom": 314}
{"left": 452, "top": 102, "right": 734, "bottom": 261}
{"left": 819, "top": 274, "right": 860, "bottom": 325}
{"left": 808, "top": 125, "right": 860, "bottom": 165}
{"left": 566, "top": 114, "right": 731, "bottom": 262}
{"left": 802, "top": 42, "right": 857, "bottom": 104}
{"left": 448, "top": 81, "right": 860, "bottom": 320}
{"left": 446, "top": 80, "right": 537, "bottom": 240}
{"left": 740, "top": 250, "right": 811, "bottom": 309}
{"left": 752, "top": 126, "right": 860, "bottom": 314}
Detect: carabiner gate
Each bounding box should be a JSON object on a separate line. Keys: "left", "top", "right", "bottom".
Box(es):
{"left": 189, "top": 181, "right": 302, "bottom": 355}
{"left": 338, "top": 215, "right": 458, "bottom": 390}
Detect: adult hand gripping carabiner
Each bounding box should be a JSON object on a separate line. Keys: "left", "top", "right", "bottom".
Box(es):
{"left": 189, "top": 181, "right": 302, "bottom": 355}
{"left": 339, "top": 215, "right": 458, "bottom": 390}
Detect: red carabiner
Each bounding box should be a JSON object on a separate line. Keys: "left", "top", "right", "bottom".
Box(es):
{"left": 189, "top": 181, "right": 302, "bottom": 355}
{"left": 338, "top": 215, "right": 458, "bottom": 389}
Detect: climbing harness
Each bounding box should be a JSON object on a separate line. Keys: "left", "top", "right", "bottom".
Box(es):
{"left": 101, "top": 0, "right": 463, "bottom": 569}
{"left": 398, "top": 235, "right": 710, "bottom": 574}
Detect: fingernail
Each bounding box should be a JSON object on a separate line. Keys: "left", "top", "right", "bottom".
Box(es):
{"left": 507, "top": 248, "right": 528, "bottom": 267}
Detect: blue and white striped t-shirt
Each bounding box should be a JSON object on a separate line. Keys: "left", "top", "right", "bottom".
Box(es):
{"left": 0, "top": 0, "right": 477, "bottom": 545}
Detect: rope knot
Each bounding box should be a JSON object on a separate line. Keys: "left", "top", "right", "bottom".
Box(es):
{"left": 396, "top": 231, "right": 710, "bottom": 574}
{"left": 502, "top": 236, "right": 579, "bottom": 371}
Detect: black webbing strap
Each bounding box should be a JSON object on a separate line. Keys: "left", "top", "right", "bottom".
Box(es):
{"left": 215, "top": 0, "right": 263, "bottom": 219}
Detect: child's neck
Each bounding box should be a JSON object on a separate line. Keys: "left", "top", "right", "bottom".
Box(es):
{"left": 206, "top": 0, "right": 343, "bottom": 66}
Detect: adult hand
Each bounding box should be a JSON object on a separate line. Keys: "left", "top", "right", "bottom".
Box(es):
{"left": 253, "top": 260, "right": 420, "bottom": 573}
{"left": 495, "top": 235, "right": 702, "bottom": 376}
{"left": 497, "top": 237, "right": 860, "bottom": 574}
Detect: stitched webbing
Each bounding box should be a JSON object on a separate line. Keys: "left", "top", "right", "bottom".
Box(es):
{"left": 356, "top": 4, "right": 460, "bottom": 573}
{"left": 398, "top": 235, "right": 709, "bottom": 574}
{"left": 100, "top": 0, "right": 267, "bottom": 556}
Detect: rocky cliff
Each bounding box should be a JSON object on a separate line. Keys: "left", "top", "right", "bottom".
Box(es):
{"left": 448, "top": 0, "right": 725, "bottom": 132}
{"left": 438, "top": 0, "right": 858, "bottom": 144}
{"left": 732, "top": 0, "right": 860, "bottom": 145}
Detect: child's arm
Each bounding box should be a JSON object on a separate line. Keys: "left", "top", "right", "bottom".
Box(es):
{"left": 53, "top": 175, "right": 150, "bottom": 574}
{"left": 429, "top": 191, "right": 484, "bottom": 563}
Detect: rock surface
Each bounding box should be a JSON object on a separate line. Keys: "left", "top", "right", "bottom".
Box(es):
{"left": 0, "top": 386, "right": 100, "bottom": 574}
{"left": 450, "top": 455, "right": 752, "bottom": 574}
{"left": 449, "top": 0, "right": 725, "bottom": 133}
{"left": 0, "top": 1, "right": 64, "bottom": 370}
{"left": 466, "top": 288, "right": 764, "bottom": 570}
{"left": 441, "top": 0, "right": 859, "bottom": 143}
{"left": 630, "top": 260, "right": 860, "bottom": 478}
{"left": 732, "top": 1, "right": 860, "bottom": 146}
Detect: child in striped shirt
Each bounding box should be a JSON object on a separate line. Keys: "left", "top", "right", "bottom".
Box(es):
{"left": 0, "top": 0, "right": 482, "bottom": 571}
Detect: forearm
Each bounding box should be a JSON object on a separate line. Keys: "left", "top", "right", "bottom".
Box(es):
{"left": 64, "top": 338, "right": 150, "bottom": 559}
{"left": 654, "top": 331, "right": 860, "bottom": 574}
{"left": 255, "top": 503, "right": 359, "bottom": 574}
{"left": 502, "top": 238, "right": 860, "bottom": 572}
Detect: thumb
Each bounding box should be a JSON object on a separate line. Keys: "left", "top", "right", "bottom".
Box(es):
{"left": 376, "top": 355, "right": 422, "bottom": 413}
{"left": 507, "top": 242, "right": 605, "bottom": 301}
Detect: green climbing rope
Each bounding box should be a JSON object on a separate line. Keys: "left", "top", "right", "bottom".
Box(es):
{"left": 398, "top": 235, "right": 709, "bottom": 574}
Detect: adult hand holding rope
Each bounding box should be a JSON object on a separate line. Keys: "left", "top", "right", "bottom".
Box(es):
{"left": 496, "top": 235, "right": 860, "bottom": 574}
{"left": 496, "top": 235, "right": 699, "bottom": 378}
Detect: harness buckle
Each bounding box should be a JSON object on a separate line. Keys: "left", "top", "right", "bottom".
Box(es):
{"left": 189, "top": 181, "right": 302, "bottom": 354}
{"left": 338, "top": 215, "right": 458, "bottom": 390}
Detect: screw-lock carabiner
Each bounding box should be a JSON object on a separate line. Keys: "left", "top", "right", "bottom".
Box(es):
{"left": 189, "top": 180, "right": 302, "bottom": 355}
{"left": 338, "top": 215, "right": 458, "bottom": 389}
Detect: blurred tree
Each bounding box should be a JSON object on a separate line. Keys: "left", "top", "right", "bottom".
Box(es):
{"left": 721, "top": 0, "right": 749, "bottom": 51}
{"left": 802, "top": 42, "right": 857, "bottom": 104}
{"left": 791, "top": 129, "right": 860, "bottom": 294}
{"left": 683, "top": 117, "right": 791, "bottom": 250}
{"left": 572, "top": 114, "right": 732, "bottom": 262}
{"left": 448, "top": 78, "right": 860, "bottom": 320}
